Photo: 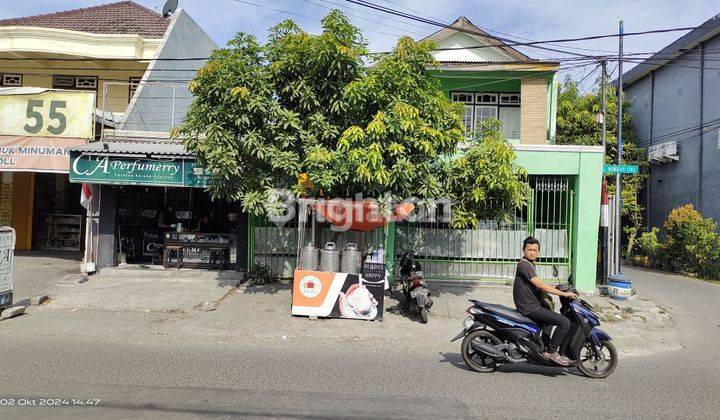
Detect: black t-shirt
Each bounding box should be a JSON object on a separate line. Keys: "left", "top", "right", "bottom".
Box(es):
{"left": 513, "top": 258, "right": 543, "bottom": 315}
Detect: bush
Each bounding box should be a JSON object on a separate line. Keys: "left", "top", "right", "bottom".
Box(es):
{"left": 663, "top": 204, "right": 720, "bottom": 279}
{"left": 633, "top": 227, "right": 662, "bottom": 267}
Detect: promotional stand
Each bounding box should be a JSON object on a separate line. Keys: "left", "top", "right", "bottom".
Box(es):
{"left": 291, "top": 199, "right": 412, "bottom": 321}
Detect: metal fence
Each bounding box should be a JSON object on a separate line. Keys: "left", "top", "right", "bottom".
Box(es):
{"left": 249, "top": 214, "right": 385, "bottom": 279}
{"left": 394, "top": 176, "right": 574, "bottom": 282}
{"left": 249, "top": 176, "right": 575, "bottom": 282}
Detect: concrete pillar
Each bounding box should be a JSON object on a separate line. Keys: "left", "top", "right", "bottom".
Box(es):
{"left": 571, "top": 153, "right": 604, "bottom": 292}
{"left": 97, "top": 185, "right": 116, "bottom": 270}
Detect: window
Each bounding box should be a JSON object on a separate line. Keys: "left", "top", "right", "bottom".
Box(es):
{"left": 1, "top": 74, "right": 22, "bottom": 87}
{"left": 474, "top": 105, "right": 498, "bottom": 128}
{"left": 451, "top": 91, "right": 521, "bottom": 139}
{"left": 129, "top": 77, "right": 142, "bottom": 100}
{"left": 500, "top": 93, "right": 521, "bottom": 105}
{"left": 451, "top": 92, "right": 474, "bottom": 103}
{"left": 75, "top": 76, "right": 98, "bottom": 89}
{"left": 52, "top": 75, "right": 75, "bottom": 88}
{"left": 475, "top": 93, "right": 498, "bottom": 104}
{"left": 52, "top": 75, "right": 97, "bottom": 90}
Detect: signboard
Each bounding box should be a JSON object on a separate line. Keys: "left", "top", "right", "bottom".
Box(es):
{"left": 604, "top": 164, "right": 638, "bottom": 174}
{"left": 0, "top": 227, "right": 16, "bottom": 310}
{"left": 292, "top": 267, "right": 385, "bottom": 321}
{"left": 0, "top": 90, "right": 95, "bottom": 139}
{"left": 0, "top": 135, "right": 87, "bottom": 173}
{"left": 69, "top": 154, "right": 210, "bottom": 188}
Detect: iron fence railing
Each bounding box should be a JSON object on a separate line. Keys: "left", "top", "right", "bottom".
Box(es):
{"left": 249, "top": 176, "right": 575, "bottom": 282}
{"left": 394, "top": 176, "right": 574, "bottom": 282}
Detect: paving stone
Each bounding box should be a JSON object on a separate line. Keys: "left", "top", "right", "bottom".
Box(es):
{"left": 1, "top": 306, "right": 26, "bottom": 320}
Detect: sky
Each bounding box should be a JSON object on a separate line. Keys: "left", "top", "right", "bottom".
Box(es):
{"left": 1, "top": 0, "right": 718, "bottom": 90}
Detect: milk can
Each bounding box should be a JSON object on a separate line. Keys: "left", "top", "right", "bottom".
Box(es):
{"left": 319, "top": 242, "right": 340, "bottom": 272}
{"left": 340, "top": 243, "right": 362, "bottom": 274}
{"left": 298, "top": 242, "right": 319, "bottom": 271}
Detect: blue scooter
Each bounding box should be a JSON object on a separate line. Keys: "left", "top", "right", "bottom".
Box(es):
{"left": 451, "top": 283, "right": 618, "bottom": 378}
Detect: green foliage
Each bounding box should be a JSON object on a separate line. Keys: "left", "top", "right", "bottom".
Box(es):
{"left": 249, "top": 261, "right": 273, "bottom": 285}
{"left": 663, "top": 204, "right": 720, "bottom": 279}
{"left": 632, "top": 227, "right": 662, "bottom": 267}
{"left": 180, "top": 10, "right": 529, "bottom": 227}
{"left": 556, "top": 76, "right": 648, "bottom": 258}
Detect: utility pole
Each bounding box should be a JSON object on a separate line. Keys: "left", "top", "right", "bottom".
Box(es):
{"left": 615, "top": 20, "right": 624, "bottom": 274}
{"left": 599, "top": 59, "right": 608, "bottom": 284}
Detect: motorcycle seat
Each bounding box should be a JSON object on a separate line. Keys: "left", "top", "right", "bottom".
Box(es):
{"left": 471, "top": 300, "right": 535, "bottom": 325}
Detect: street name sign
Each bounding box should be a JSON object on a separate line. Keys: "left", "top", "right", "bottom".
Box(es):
{"left": 604, "top": 164, "right": 638, "bottom": 174}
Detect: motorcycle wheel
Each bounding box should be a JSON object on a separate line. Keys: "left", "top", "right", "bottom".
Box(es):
{"left": 419, "top": 308, "right": 428, "bottom": 324}
{"left": 575, "top": 339, "right": 618, "bottom": 379}
{"left": 461, "top": 330, "right": 501, "bottom": 373}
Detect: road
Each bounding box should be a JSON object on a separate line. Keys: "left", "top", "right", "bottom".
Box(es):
{"left": 0, "top": 267, "right": 718, "bottom": 419}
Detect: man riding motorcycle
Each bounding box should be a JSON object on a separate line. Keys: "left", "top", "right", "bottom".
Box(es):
{"left": 513, "top": 236, "right": 577, "bottom": 366}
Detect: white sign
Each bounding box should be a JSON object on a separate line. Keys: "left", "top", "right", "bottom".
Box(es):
{"left": 0, "top": 227, "right": 15, "bottom": 294}
{"left": 0, "top": 90, "right": 95, "bottom": 139}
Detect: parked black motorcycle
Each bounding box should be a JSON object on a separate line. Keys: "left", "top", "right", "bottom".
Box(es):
{"left": 399, "top": 251, "right": 433, "bottom": 323}
{"left": 451, "top": 283, "right": 618, "bottom": 378}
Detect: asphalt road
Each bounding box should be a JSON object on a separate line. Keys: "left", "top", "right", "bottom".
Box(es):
{"left": 1, "top": 267, "right": 718, "bottom": 419}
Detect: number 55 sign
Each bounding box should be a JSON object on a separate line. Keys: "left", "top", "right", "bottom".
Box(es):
{"left": 0, "top": 89, "right": 95, "bottom": 139}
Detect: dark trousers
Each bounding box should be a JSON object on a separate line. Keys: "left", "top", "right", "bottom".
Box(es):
{"left": 525, "top": 307, "right": 571, "bottom": 352}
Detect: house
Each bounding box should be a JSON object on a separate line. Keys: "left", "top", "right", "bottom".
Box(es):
{"left": 621, "top": 13, "right": 720, "bottom": 232}
{"left": 0, "top": 1, "right": 216, "bottom": 261}
{"left": 249, "top": 17, "right": 604, "bottom": 292}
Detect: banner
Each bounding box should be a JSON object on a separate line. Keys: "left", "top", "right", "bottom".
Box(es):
{"left": 0, "top": 89, "right": 95, "bottom": 139}
{"left": 69, "top": 154, "right": 210, "bottom": 187}
{"left": 0, "top": 135, "right": 86, "bottom": 173}
{"left": 0, "top": 227, "right": 15, "bottom": 310}
{"left": 292, "top": 267, "right": 385, "bottom": 320}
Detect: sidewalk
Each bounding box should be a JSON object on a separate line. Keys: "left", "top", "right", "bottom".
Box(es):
{"left": 19, "top": 267, "right": 680, "bottom": 358}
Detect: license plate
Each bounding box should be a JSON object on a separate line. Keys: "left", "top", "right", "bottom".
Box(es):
{"left": 463, "top": 316, "right": 474, "bottom": 330}
{"left": 410, "top": 288, "right": 426, "bottom": 298}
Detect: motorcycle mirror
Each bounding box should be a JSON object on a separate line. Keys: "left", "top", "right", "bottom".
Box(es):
{"left": 552, "top": 265, "right": 559, "bottom": 278}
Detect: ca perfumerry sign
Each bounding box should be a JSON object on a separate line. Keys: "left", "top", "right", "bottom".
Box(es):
{"left": 69, "top": 154, "right": 210, "bottom": 187}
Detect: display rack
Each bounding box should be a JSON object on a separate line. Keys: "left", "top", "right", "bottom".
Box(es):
{"left": 41, "top": 214, "right": 83, "bottom": 251}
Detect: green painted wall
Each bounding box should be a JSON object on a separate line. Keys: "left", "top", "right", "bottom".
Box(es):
{"left": 516, "top": 148, "right": 604, "bottom": 292}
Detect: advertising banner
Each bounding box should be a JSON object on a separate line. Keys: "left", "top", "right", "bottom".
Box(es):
{"left": 292, "top": 266, "right": 385, "bottom": 321}
{"left": 69, "top": 154, "right": 210, "bottom": 187}
{"left": 0, "top": 89, "right": 95, "bottom": 139}
{"left": 0, "top": 135, "right": 87, "bottom": 173}
{"left": 0, "top": 227, "right": 16, "bottom": 310}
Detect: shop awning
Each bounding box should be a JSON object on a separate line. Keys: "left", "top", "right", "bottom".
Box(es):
{"left": 68, "top": 138, "right": 209, "bottom": 188}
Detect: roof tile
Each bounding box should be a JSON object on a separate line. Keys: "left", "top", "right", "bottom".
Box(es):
{"left": 0, "top": 1, "right": 170, "bottom": 38}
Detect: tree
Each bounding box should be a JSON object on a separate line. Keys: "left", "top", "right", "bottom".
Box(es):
{"left": 179, "top": 10, "right": 528, "bottom": 227}
{"left": 556, "top": 76, "right": 648, "bottom": 259}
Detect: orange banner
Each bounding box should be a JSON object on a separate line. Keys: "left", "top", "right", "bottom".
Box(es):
{"left": 0, "top": 135, "right": 87, "bottom": 173}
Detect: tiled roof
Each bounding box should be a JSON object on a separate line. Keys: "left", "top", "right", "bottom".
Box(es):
{"left": 0, "top": 1, "right": 170, "bottom": 38}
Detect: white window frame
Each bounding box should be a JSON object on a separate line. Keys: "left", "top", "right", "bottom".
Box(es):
{"left": 500, "top": 93, "right": 521, "bottom": 105}
{"left": 475, "top": 93, "right": 498, "bottom": 105}
{"left": 451, "top": 91, "right": 521, "bottom": 136}
{"left": 1, "top": 73, "right": 22, "bottom": 87}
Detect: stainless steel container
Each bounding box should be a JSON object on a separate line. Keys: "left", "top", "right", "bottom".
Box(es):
{"left": 341, "top": 243, "right": 362, "bottom": 274}
{"left": 298, "top": 242, "right": 319, "bottom": 271}
{"left": 319, "top": 242, "right": 340, "bottom": 272}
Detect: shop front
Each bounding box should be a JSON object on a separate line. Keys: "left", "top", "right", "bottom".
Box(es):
{"left": 68, "top": 138, "right": 247, "bottom": 272}
{"left": 0, "top": 88, "right": 95, "bottom": 251}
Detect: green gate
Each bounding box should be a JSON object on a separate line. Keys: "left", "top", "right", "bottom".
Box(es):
{"left": 394, "top": 176, "right": 574, "bottom": 282}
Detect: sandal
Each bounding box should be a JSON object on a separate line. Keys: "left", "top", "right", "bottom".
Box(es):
{"left": 543, "top": 351, "right": 570, "bottom": 366}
